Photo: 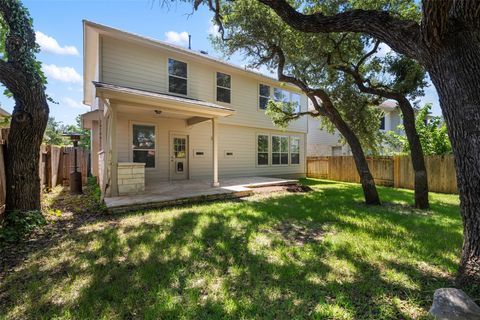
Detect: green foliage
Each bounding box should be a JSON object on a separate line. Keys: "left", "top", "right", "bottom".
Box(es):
{"left": 211, "top": 0, "right": 384, "bottom": 153}
{"left": 386, "top": 104, "right": 452, "bottom": 155}
{"left": 0, "top": 210, "right": 46, "bottom": 244}
{"left": 43, "top": 115, "right": 91, "bottom": 149}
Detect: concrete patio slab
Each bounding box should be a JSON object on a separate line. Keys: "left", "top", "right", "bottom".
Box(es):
{"left": 104, "top": 176, "right": 298, "bottom": 213}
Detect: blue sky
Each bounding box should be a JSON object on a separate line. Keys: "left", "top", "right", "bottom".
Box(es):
{"left": 0, "top": 0, "right": 441, "bottom": 125}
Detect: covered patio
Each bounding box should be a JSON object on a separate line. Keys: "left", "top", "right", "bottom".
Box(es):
{"left": 104, "top": 176, "right": 298, "bottom": 213}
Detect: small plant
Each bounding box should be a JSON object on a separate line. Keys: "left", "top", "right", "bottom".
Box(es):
{"left": 0, "top": 210, "right": 46, "bottom": 244}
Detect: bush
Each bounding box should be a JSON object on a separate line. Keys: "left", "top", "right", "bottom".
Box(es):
{"left": 0, "top": 210, "right": 46, "bottom": 244}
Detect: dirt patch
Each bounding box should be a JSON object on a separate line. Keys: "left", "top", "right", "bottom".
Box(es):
{"left": 252, "top": 184, "right": 312, "bottom": 195}
{"left": 268, "top": 219, "right": 330, "bottom": 246}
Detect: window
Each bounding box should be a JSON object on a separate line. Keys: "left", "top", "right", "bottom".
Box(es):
{"left": 132, "top": 124, "right": 155, "bottom": 168}
{"left": 216, "top": 72, "right": 231, "bottom": 103}
{"left": 274, "top": 88, "right": 289, "bottom": 103}
{"left": 291, "top": 93, "right": 301, "bottom": 113}
{"left": 259, "top": 84, "right": 270, "bottom": 110}
{"left": 257, "top": 134, "right": 269, "bottom": 165}
{"left": 173, "top": 137, "right": 186, "bottom": 158}
{"left": 168, "top": 58, "right": 187, "bottom": 95}
{"left": 380, "top": 115, "right": 385, "bottom": 130}
{"left": 272, "top": 135, "right": 289, "bottom": 165}
{"left": 290, "top": 137, "right": 300, "bottom": 165}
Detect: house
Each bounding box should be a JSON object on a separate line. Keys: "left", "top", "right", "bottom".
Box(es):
{"left": 307, "top": 100, "right": 403, "bottom": 156}
{"left": 81, "top": 21, "right": 308, "bottom": 198}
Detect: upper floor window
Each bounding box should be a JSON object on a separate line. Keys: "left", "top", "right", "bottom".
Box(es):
{"left": 168, "top": 58, "right": 187, "bottom": 95}
{"left": 380, "top": 115, "right": 386, "bottom": 130}
{"left": 216, "top": 72, "right": 231, "bottom": 103}
{"left": 274, "top": 88, "right": 289, "bottom": 103}
{"left": 259, "top": 84, "right": 270, "bottom": 110}
{"left": 274, "top": 88, "right": 301, "bottom": 113}
{"left": 291, "top": 93, "right": 301, "bottom": 113}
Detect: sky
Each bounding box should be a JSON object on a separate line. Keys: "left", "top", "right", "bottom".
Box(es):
{"left": 0, "top": 0, "right": 441, "bottom": 125}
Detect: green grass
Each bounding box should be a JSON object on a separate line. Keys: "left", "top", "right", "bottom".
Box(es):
{"left": 0, "top": 179, "right": 470, "bottom": 319}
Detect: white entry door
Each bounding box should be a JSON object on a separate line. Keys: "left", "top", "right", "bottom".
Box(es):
{"left": 170, "top": 134, "right": 189, "bottom": 180}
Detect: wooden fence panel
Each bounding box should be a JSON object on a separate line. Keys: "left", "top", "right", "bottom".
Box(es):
{"left": 307, "top": 155, "right": 457, "bottom": 194}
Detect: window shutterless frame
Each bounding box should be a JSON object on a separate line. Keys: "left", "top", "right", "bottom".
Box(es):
{"left": 130, "top": 121, "right": 156, "bottom": 169}
{"left": 256, "top": 133, "right": 270, "bottom": 166}
{"left": 168, "top": 58, "right": 188, "bottom": 96}
{"left": 258, "top": 84, "right": 271, "bottom": 110}
{"left": 271, "top": 135, "right": 289, "bottom": 166}
{"left": 216, "top": 72, "right": 231, "bottom": 103}
{"left": 290, "top": 136, "right": 300, "bottom": 165}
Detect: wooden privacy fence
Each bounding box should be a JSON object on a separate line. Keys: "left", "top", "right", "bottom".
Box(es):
{"left": 307, "top": 155, "right": 458, "bottom": 194}
{"left": 39, "top": 145, "right": 90, "bottom": 189}
{"left": 0, "top": 127, "right": 90, "bottom": 216}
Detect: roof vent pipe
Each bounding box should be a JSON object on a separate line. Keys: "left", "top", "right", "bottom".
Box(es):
{"left": 188, "top": 34, "right": 191, "bottom": 49}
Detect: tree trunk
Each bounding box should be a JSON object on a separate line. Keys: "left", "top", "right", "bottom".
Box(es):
{"left": 425, "top": 29, "right": 480, "bottom": 285}
{"left": 397, "top": 98, "right": 429, "bottom": 209}
{"left": 5, "top": 87, "right": 49, "bottom": 212}
{"left": 324, "top": 107, "right": 381, "bottom": 205}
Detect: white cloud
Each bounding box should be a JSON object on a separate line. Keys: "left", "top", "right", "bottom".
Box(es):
{"left": 42, "top": 64, "right": 82, "bottom": 83}
{"left": 35, "top": 31, "right": 79, "bottom": 56}
{"left": 164, "top": 31, "right": 189, "bottom": 46}
{"left": 208, "top": 21, "right": 220, "bottom": 37}
{"left": 62, "top": 97, "right": 88, "bottom": 110}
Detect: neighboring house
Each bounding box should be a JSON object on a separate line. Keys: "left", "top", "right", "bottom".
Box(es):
{"left": 307, "top": 100, "right": 403, "bottom": 156}
{"left": 81, "top": 21, "right": 308, "bottom": 198}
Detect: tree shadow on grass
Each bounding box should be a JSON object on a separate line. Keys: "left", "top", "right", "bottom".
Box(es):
{"left": 0, "top": 179, "right": 469, "bottom": 319}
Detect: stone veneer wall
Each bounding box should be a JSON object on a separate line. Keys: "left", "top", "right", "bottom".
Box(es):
{"left": 117, "top": 162, "right": 145, "bottom": 195}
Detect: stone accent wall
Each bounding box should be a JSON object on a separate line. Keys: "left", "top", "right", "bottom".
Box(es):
{"left": 117, "top": 162, "right": 145, "bottom": 195}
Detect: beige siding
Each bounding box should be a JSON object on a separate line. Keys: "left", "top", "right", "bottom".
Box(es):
{"left": 101, "top": 36, "right": 307, "bottom": 133}
{"left": 307, "top": 116, "right": 346, "bottom": 156}
{"left": 115, "top": 112, "right": 305, "bottom": 184}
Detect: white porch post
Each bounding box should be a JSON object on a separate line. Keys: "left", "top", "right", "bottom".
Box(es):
{"left": 211, "top": 117, "right": 219, "bottom": 187}
{"left": 110, "top": 103, "right": 119, "bottom": 196}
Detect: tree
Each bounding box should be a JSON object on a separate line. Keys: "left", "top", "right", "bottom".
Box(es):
{"left": 194, "top": 0, "right": 480, "bottom": 285}
{"left": 0, "top": 1, "right": 49, "bottom": 212}
{"left": 43, "top": 117, "right": 64, "bottom": 146}
{"left": 211, "top": 0, "right": 381, "bottom": 205}
{"left": 329, "top": 39, "right": 430, "bottom": 209}
{"left": 387, "top": 104, "right": 452, "bottom": 156}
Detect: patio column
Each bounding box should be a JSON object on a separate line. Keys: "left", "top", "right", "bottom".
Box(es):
{"left": 110, "top": 103, "right": 119, "bottom": 196}
{"left": 211, "top": 117, "right": 219, "bottom": 187}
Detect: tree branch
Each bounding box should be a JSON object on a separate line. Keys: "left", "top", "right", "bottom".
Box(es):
{"left": 257, "top": 0, "right": 421, "bottom": 59}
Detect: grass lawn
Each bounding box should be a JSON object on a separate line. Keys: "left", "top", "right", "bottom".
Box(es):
{"left": 0, "top": 179, "right": 472, "bottom": 319}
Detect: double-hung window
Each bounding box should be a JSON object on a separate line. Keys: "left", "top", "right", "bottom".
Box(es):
{"left": 272, "top": 135, "right": 289, "bottom": 165}
{"left": 291, "top": 93, "right": 301, "bottom": 113}
{"left": 290, "top": 137, "right": 300, "bottom": 165}
{"left": 273, "top": 88, "right": 289, "bottom": 104}
{"left": 168, "top": 58, "right": 187, "bottom": 95}
{"left": 259, "top": 84, "right": 270, "bottom": 110}
{"left": 216, "top": 72, "right": 231, "bottom": 103}
{"left": 132, "top": 124, "right": 155, "bottom": 168}
{"left": 257, "top": 134, "right": 269, "bottom": 165}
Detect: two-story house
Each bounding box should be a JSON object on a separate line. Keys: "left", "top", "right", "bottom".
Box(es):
{"left": 307, "top": 100, "right": 403, "bottom": 156}
{"left": 81, "top": 21, "right": 308, "bottom": 198}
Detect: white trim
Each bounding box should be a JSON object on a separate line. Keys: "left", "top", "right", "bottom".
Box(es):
{"left": 167, "top": 57, "right": 189, "bottom": 96}
{"left": 215, "top": 71, "right": 232, "bottom": 104}
{"left": 258, "top": 83, "right": 271, "bottom": 111}
{"left": 256, "top": 133, "right": 270, "bottom": 167}
{"left": 271, "top": 134, "right": 289, "bottom": 166}
{"left": 129, "top": 121, "right": 157, "bottom": 169}
{"left": 289, "top": 136, "right": 301, "bottom": 166}
{"left": 169, "top": 131, "right": 190, "bottom": 180}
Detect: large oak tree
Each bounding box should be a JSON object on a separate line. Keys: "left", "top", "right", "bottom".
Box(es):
{"left": 0, "top": 1, "right": 49, "bottom": 213}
